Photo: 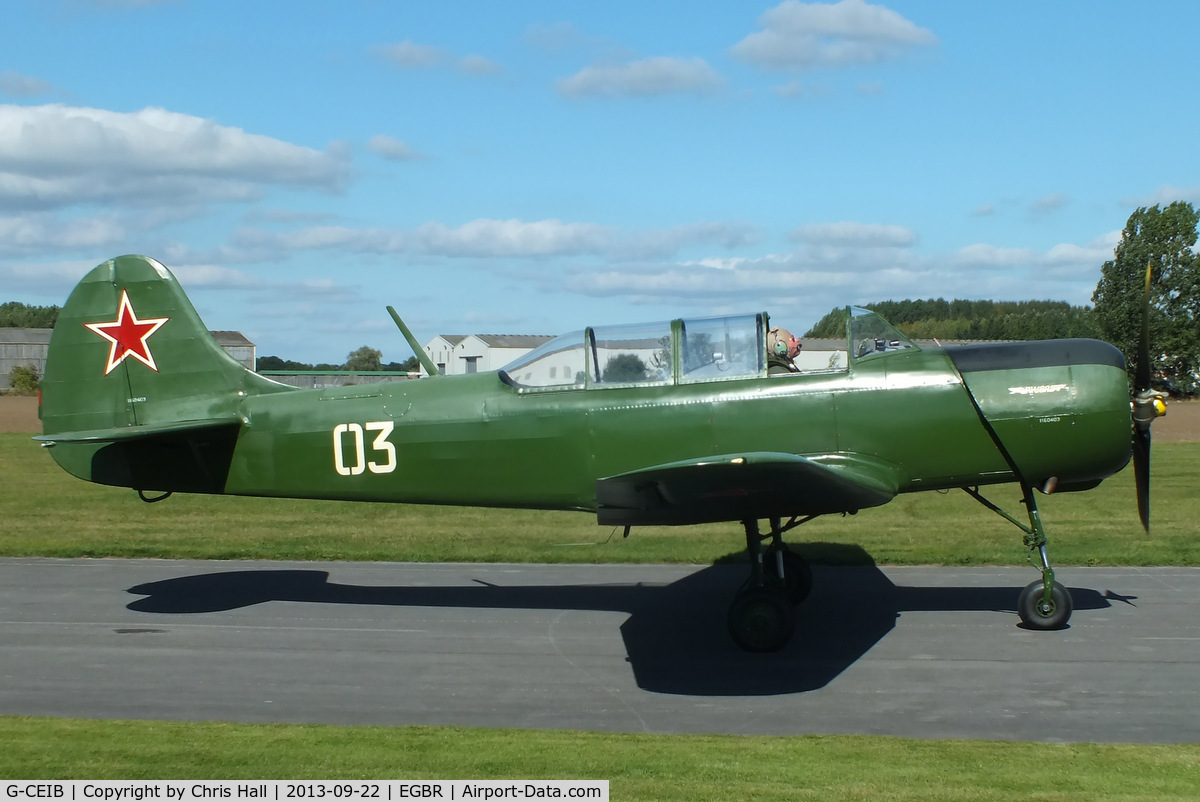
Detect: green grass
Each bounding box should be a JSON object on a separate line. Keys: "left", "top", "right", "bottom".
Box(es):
{"left": 2, "top": 718, "right": 1198, "bottom": 801}
{"left": 3, "top": 433, "right": 1198, "bottom": 566}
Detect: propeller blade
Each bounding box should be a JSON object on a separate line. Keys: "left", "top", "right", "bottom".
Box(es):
{"left": 1134, "top": 423, "right": 1151, "bottom": 531}
{"left": 1131, "top": 261, "right": 1164, "bottom": 532}
{"left": 1132, "top": 388, "right": 1166, "bottom": 532}
{"left": 1135, "top": 261, "right": 1153, "bottom": 393}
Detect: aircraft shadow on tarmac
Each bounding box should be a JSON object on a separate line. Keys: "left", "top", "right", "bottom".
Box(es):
{"left": 126, "top": 546, "right": 1112, "bottom": 697}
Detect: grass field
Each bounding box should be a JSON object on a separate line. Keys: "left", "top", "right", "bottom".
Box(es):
{"left": 3, "top": 432, "right": 1198, "bottom": 797}
{"left": 2, "top": 718, "right": 1199, "bottom": 801}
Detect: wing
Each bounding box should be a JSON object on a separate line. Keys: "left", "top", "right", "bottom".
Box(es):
{"left": 595, "top": 452, "right": 903, "bottom": 526}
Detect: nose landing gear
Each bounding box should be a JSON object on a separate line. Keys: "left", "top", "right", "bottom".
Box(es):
{"left": 964, "top": 482, "right": 1073, "bottom": 630}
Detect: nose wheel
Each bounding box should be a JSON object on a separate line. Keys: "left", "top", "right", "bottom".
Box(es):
{"left": 1017, "top": 578, "right": 1073, "bottom": 630}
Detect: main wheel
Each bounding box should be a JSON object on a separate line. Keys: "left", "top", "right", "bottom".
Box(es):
{"left": 727, "top": 587, "right": 795, "bottom": 652}
{"left": 1017, "top": 579, "right": 1073, "bottom": 630}
{"left": 764, "top": 546, "right": 814, "bottom": 605}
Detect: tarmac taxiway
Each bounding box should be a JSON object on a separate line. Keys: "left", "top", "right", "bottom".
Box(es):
{"left": 2, "top": 558, "right": 1197, "bottom": 743}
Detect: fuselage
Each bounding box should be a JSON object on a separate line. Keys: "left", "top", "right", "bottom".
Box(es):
{"left": 221, "top": 337, "right": 1132, "bottom": 518}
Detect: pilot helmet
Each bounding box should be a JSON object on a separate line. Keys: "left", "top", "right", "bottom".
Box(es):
{"left": 768, "top": 328, "right": 793, "bottom": 357}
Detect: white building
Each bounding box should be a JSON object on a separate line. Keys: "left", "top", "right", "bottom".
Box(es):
{"left": 422, "top": 334, "right": 553, "bottom": 376}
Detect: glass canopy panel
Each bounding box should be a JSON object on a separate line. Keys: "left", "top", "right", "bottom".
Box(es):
{"left": 849, "top": 307, "right": 919, "bottom": 360}
{"left": 679, "top": 314, "right": 763, "bottom": 382}
{"left": 498, "top": 330, "right": 587, "bottom": 388}
{"left": 589, "top": 322, "right": 673, "bottom": 385}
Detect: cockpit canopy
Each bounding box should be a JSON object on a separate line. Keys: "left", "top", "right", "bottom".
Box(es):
{"left": 498, "top": 307, "right": 916, "bottom": 391}
{"left": 849, "top": 306, "right": 917, "bottom": 359}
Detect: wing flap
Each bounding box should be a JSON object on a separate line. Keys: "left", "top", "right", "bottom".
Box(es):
{"left": 596, "top": 452, "right": 903, "bottom": 526}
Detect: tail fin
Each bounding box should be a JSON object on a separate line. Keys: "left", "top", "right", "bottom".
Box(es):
{"left": 39, "top": 255, "right": 291, "bottom": 492}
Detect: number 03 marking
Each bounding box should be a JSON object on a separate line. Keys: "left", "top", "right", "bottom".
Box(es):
{"left": 333, "top": 421, "right": 396, "bottom": 476}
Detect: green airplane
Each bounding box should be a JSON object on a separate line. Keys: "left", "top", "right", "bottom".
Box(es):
{"left": 36, "top": 255, "right": 1167, "bottom": 652}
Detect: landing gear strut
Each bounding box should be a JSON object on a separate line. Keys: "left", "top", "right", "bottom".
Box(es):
{"left": 727, "top": 517, "right": 814, "bottom": 652}
{"left": 964, "top": 483, "right": 1073, "bottom": 630}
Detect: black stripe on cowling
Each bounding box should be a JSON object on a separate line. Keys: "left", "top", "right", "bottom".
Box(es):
{"left": 944, "top": 339, "right": 1125, "bottom": 374}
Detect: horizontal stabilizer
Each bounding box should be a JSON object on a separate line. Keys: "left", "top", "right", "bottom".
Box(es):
{"left": 596, "top": 451, "right": 903, "bottom": 526}
{"left": 36, "top": 419, "right": 242, "bottom": 494}
{"left": 35, "top": 418, "right": 240, "bottom": 445}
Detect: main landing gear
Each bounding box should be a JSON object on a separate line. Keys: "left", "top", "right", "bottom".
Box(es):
{"left": 727, "top": 517, "right": 815, "bottom": 652}
{"left": 964, "top": 482, "right": 1073, "bottom": 630}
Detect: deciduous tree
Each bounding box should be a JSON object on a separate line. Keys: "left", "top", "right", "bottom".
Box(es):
{"left": 0, "top": 302, "right": 59, "bottom": 328}
{"left": 1092, "top": 202, "right": 1200, "bottom": 393}
{"left": 343, "top": 345, "right": 383, "bottom": 372}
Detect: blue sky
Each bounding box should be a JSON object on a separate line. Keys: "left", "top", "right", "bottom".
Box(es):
{"left": 2, "top": 0, "right": 1198, "bottom": 364}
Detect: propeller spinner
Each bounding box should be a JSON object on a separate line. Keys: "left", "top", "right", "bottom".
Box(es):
{"left": 1132, "top": 262, "right": 1168, "bottom": 531}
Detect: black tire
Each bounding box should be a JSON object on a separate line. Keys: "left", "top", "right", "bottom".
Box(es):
{"left": 1017, "top": 579, "right": 1073, "bottom": 630}
{"left": 727, "top": 587, "right": 795, "bottom": 652}
{"left": 764, "top": 546, "right": 814, "bottom": 605}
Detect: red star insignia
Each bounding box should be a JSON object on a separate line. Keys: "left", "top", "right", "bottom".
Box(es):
{"left": 83, "top": 289, "right": 170, "bottom": 375}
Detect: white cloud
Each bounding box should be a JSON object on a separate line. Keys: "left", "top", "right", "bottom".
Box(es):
{"left": 561, "top": 257, "right": 892, "bottom": 314}
{"left": 0, "top": 104, "right": 349, "bottom": 210}
{"left": 772, "top": 79, "right": 830, "bottom": 99}
{"left": 550, "top": 224, "right": 1116, "bottom": 323}
{"left": 1029, "top": 193, "right": 1070, "bottom": 216}
{"left": 614, "top": 222, "right": 761, "bottom": 260}
{"left": 228, "top": 218, "right": 758, "bottom": 262}
{"left": 523, "top": 22, "right": 586, "bottom": 53}
{"left": 953, "top": 243, "right": 1036, "bottom": 269}
{"left": 232, "top": 225, "right": 402, "bottom": 255}
{"left": 415, "top": 219, "right": 612, "bottom": 257}
{"left": 231, "top": 218, "right": 613, "bottom": 259}
{"left": 557, "top": 57, "right": 723, "bottom": 98}
{"left": 791, "top": 221, "right": 917, "bottom": 247}
{"left": 1042, "top": 231, "right": 1121, "bottom": 276}
{"left": 89, "top": 0, "right": 177, "bottom": 8}
{"left": 368, "top": 134, "right": 423, "bottom": 161}
{"left": 242, "top": 208, "right": 340, "bottom": 226}
{"left": 0, "top": 259, "right": 97, "bottom": 296}
{"left": 459, "top": 55, "right": 503, "bottom": 75}
{"left": 171, "top": 264, "right": 265, "bottom": 289}
{"left": 0, "top": 71, "right": 55, "bottom": 98}
{"left": 732, "top": 0, "right": 937, "bottom": 71}
{"left": 1120, "top": 185, "right": 1200, "bottom": 208}
{"left": 374, "top": 40, "right": 446, "bottom": 68}
{"left": 954, "top": 231, "right": 1117, "bottom": 280}
{"left": 373, "top": 41, "right": 502, "bottom": 75}
{"left": 0, "top": 212, "right": 127, "bottom": 256}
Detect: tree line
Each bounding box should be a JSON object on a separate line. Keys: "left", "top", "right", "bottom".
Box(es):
{"left": 805, "top": 299, "right": 1100, "bottom": 342}
{"left": 0, "top": 301, "right": 59, "bottom": 328}
{"left": 257, "top": 346, "right": 419, "bottom": 373}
